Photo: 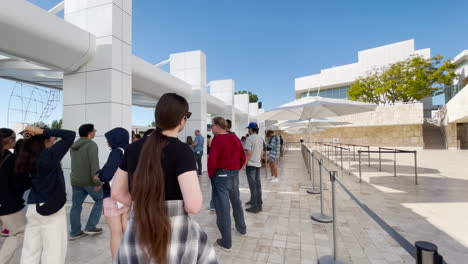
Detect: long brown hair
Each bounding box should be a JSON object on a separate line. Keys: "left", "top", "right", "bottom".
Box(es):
{"left": 132, "top": 93, "right": 189, "bottom": 263}
{"left": 15, "top": 135, "right": 49, "bottom": 174}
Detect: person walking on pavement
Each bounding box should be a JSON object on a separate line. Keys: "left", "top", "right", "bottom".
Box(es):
{"left": 94, "top": 127, "right": 130, "bottom": 259}
{"left": 69, "top": 124, "right": 103, "bottom": 240}
{"left": 243, "top": 122, "right": 264, "bottom": 214}
{"left": 267, "top": 130, "right": 281, "bottom": 182}
{"left": 208, "top": 117, "right": 247, "bottom": 251}
{"left": 192, "top": 130, "right": 204, "bottom": 176}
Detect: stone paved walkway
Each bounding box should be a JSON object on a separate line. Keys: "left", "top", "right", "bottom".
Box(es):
{"left": 4, "top": 147, "right": 449, "bottom": 263}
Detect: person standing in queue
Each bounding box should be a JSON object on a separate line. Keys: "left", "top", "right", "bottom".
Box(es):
{"left": 111, "top": 93, "right": 217, "bottom": 263}
{"left": 17, "top": 126, "right": 76, "bottom": 264}
{"left": 243, "top": 123, "right": 264, "bottom": 214}
{"left": 266, "top": 130, "right": 281, "bottom": 182}
{"left": 0, "top": 129, "right": 31, "bottom": 263}
{"left": 208, "top": 117, "right": 247, "bottom": 252}
{"left": 192, "top": 130, "right": 204, "bottom": 176}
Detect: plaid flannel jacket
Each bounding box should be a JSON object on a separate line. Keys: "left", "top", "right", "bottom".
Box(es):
{"left": 268, "top": 135, "right": 281, "bottom": 159}
{"left": 114, "top": 200, "right": 218, "bottom": 264}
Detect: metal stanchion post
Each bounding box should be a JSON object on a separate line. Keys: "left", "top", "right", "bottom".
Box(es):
{"left": 348, "top": 147, "right": 351, "bottom": 175}
{"left": 264, "top": 150, "right": 268, "bottom": 180}
{"left": 307, "top": 151, "right": 320, "bottom": 194}
{"left": 415, "top": 241, "right": 444, "bottom": 264}
{"left": 340, "top": 147, "right": 343, "bottom": 169}
{"left": 414, "top": 151, "right": 418, "bottom": 185}
{"left": 358, "top": 150, "right": 362, "bottom": 182}
{"left": 311, "top": 159, "right": 333, "bottom": 223}
{"left": 317, "top": 171, "right": 345, "bottom": 264}
{"left": 353, "top": 145, "right": 356, "bottom": 161}
{"left": 379, "top": 147, "right": 381, "bottom": 172}
{"left": 394, "top": 149, "right": 397, "bottom": 177}
{"left": 367, "top": 146, "right": 370, "bottom": 167}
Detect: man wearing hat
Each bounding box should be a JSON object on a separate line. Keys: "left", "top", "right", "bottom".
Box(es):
{"left": 243, "top": 122, "right": 264, "bottom": 213}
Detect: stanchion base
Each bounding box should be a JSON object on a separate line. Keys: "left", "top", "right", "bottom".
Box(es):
{"left": 306, "top": 187, "right": 321, "bottom": 194}
{"left": 311, "top": 213, "right": 333, "bottom": 223}
{"left": 317, "top": 255, "right": 346, "bottom": 264}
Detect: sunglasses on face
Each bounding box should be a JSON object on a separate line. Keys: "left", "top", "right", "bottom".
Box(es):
{"left": 184, "top": 112, "right": 192, "bottom": 120}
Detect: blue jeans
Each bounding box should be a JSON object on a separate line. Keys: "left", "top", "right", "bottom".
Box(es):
{"left": 70, "top": 186, "right": 103, "bottom": 236}
{"left": 194, "top": 151, "right": 203, "bottom": 175}
{"left": 246, "top": 166, "right": 263, "bottom": 209}
{"left": 212, "top": 169, "right": 246, "bottom": 249}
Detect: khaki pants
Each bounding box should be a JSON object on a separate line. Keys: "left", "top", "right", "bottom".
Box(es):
{"left": 20, "top": 206, "right": 67, "bottom": 264}
{"left": 0, "top": 209, "right": 27, "bottom": 264}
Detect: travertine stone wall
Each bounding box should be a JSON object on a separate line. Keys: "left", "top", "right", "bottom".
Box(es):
{"left": 281, "top": 124, "right": 424, "bottom": 148}
{"left": 330, "top": 103, "right": 424, "bottom": 127}
{"left": 442, "top": 123, "right": 458, "bottom": 149}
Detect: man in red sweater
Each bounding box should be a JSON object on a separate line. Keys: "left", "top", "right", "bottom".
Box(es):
{"left": 208, "top": 116, "right": 246, "bottom": 252}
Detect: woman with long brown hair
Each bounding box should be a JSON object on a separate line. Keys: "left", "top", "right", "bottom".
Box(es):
{"left": 0, "top": 128, "right": 31, "bottom": 263}
{"left": 111, "top": 93, "right": 217, "bottom": 263}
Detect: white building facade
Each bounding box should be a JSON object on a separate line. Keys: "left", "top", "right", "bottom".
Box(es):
{"left": 295, "top": 40, "right": 431, "bottom": 99}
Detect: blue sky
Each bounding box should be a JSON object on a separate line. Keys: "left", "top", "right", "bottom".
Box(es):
{"left": 1, "top": 0, "right": 467, "bottom": 127}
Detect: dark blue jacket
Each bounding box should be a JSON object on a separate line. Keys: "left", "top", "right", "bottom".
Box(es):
{"left": 28, "top": 129, "right": 76, "bottom": 204}
{"left": 0, "top": 150, "right": 31, "bottom": 215}
{"left": 98, "top": 128, "right": 129, "bottom": 198}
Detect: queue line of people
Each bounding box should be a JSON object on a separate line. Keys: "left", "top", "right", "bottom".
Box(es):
{"left": 0, "top": 92, "right": 284, "bottom": 263}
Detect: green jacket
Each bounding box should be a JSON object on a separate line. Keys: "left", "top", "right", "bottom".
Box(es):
{"left": 70, "top": 138, "right": 100, "bottom": 187}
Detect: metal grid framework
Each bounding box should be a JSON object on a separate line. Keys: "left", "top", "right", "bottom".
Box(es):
{"left": 7, "top": 82, "right": 62, "bottom": 129}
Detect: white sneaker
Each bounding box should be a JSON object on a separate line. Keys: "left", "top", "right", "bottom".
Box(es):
{"left": 269, "top": 178, "right": 279, "bottom": 183}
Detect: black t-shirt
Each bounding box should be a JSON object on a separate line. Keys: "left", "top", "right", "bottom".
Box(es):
{"left": 119, "top": 136, "right": 197, "bottom": 200}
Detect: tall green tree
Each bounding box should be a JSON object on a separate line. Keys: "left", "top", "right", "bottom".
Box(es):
{"left": 29, "top": 122, "right": 49, "bottom": 129}
{"left": 51, "top": 119, "right": 62, "bottom": 129}
{"left": 235, "top": 90, "right": 263, "bottom": 109}
{"left": 348, "top": 55, "right": 458, "bottom": 104}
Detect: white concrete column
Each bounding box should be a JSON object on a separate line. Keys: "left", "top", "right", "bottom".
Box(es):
{"left": 62, "top": 0, "right": 132, "bottom": 197}
{"left": 249, "top": 102, "right": 259, "bottom": 120}
{"left": 257, "top": 109, "right": 266, "bottom": 138}
{"left": 170, "top": 51, "right": 207, "bottom": 170}
{"left": 210, "top": 79, "right": 235, "bottom": 133}
{"left": 235, "top": 94, "right": 250, "bottom": 136}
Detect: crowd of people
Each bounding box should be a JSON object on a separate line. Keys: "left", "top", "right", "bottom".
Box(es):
{"left": 0, "top": 92, "right": 283, "bottom": 263}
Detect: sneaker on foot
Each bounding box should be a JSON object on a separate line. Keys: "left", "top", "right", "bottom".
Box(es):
{"left": 84, "top": 227, "right": 103, "bottom": 235}
{"left": 235, "top": 229, "right": 247, "bottom": 237}
{"left": 245, "top": 201, "right": 252, "bottom": 205}
{"left": 215, "top": 239, "right": 232, "bottom": 252}
{"left": 269, "top": 178, "right": 279, "bottom": 183}
{"left": 1, "top": 229, "right": 10, "bottom": 237}
{"left": 245, "top": 207, "right": 261, "bottom": 214}
{"left": 69, "top": 231, "right": 86, "bottom": 240}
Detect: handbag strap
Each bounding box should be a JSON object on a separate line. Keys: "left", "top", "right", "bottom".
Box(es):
{"left": 117, "top": 147, "right": 125, "bottom": 155}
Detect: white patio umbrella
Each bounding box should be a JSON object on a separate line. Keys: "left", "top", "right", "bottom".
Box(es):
{"left": 283, "top": 126, "right": 325, "bottom": 134}
{"left": 273, "top": 118, "right": 350, "bottom": 129}
{"left": 257, "top": 96, "right": 376, "bottom": 121}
